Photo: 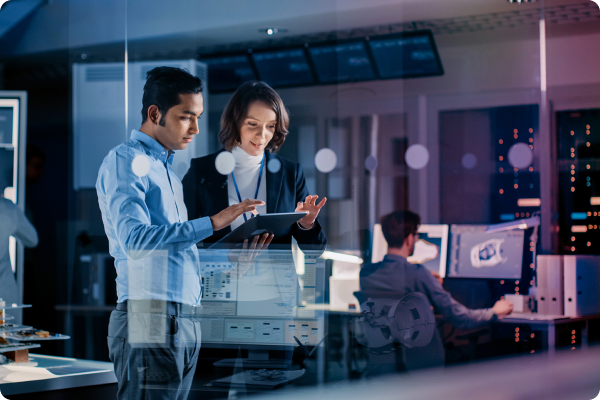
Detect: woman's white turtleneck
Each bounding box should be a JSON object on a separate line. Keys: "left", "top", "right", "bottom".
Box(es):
{"left": 228, "top": 146, "right": 268, "bottom": 230}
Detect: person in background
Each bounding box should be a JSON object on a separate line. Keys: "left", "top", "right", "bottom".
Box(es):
{"left": 0, "top": 161, "right": 38, "bottom": 308}
{"left": 96, "top": 67, "right": 265, "bottom": 400}
{"left": 183, "top": 81, "right": 327, "bottom": 252}
{"left": 360, "top": 210, "right": 513, "bottom": 369}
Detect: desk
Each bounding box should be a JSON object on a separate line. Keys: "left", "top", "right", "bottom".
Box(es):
{"left": 0, "top": 353, "right": 116, "bottom": 399}
{"left": 496, "top": 313, "right": 600, "bottom": 355}
{"left": 298, "top": 304, "right": 362, "bottom": 315}
{"left": 243, "top": 345, "right": 600, "bottom": 400}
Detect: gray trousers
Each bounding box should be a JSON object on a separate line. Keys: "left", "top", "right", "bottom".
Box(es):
{"left": 107, "top": 308, "right": 201, "bottom": 400}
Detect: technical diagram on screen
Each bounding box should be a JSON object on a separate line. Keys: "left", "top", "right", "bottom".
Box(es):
{"left": 407, "top": 224, "right": 449, "bottom": 278}
{"left": 447, "top": 225, "right": 524, "bottom": 279}
{"left": 198, "top": 249, "right": 325, "bottom": 347}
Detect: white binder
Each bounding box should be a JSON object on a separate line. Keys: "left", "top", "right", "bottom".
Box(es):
{"left": 563, "top": 256, "right": 600, "bottom": 317}
{"left": 536, "top": 255, "right": 564, "bottom": 315}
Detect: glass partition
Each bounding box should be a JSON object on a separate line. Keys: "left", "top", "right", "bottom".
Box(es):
{"left": 2, "top": 0, "right": 600, "bottom": 398}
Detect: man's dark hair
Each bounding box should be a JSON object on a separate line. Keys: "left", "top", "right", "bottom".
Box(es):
{"left": 26, "top": 144, "right": 46, "bottom": 164}
{"left": 380, "top": 210, "right": 420, "bottom": 248}
{"left": 219, "top": 81, "right": 289, "bottom": 152}
{"left": 141, "top": 67, "right": 203, "bottom": 126}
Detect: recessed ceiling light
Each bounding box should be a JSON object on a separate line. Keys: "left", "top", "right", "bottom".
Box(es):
{"left": 260, "top": 28, "right": 288, "bottom": 36}
{"left": 508, "top": 0, "right": 536, "bottom": 3}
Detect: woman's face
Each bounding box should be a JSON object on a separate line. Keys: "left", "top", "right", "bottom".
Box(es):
{"left": 238, "top": 101, "right": 277, "bottom": 156}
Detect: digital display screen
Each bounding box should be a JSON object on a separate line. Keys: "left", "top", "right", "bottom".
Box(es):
{"left": 251, "top": 49, "right": 314, "bottom": 87}
{"left": 407, "top": 224, "right": 449, "bottom": 278}
{"left": 0, "top": 147, "right": 14, "bottom": 191}
{"left": 308, "top": 42, "right": 374, "bottom": 84}
{"left": 0, "top": 107, "right": 14, "bottom": 145}
{"left": 204, "top": 55, "right": 256, "bottom": 93}
{"left": 199, "top": 250, "right": 325, "bottom": 347}
{"left": 368, "top": 31, "right": 443, "bottom": 79}
{"left": 447, "top": 225, "right": 524, "bottom": 279}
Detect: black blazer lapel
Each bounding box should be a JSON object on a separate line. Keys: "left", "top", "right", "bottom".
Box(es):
{"left": 266, "top": 152, "right": 283, "bottom": 214}
{"left": 205, "top": 151, "right": 231, "bottom": 235}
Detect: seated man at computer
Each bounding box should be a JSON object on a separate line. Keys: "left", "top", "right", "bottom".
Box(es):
{"left": 360, "top": 210, "right": 513, "bottom": 369}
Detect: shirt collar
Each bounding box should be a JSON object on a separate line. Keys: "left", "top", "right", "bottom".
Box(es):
{"left": 131, "top": 129, "right": 174, "bottom": 165}
{"left": 383, "top": 254, "right": 406, "bottom": 263}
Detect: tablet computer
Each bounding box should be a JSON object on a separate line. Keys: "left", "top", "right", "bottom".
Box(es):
{"left": 208, "top": 212, "right": 308, "bottom": 249}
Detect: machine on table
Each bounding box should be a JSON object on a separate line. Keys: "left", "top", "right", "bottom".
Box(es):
{"left": 0, "top": 302, "right": 69, "bottom": 364}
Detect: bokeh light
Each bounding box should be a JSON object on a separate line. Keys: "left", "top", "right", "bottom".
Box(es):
{"left": 131, "top": 154, "right": 151, "bottom": 177}
{"left": 507, "top": 142, "right": 533, "bottom": 169}
{"left": 405, "top": 144, "right": 430, "bottom": 170}
{"left": 315, "top": 148, "right": 337, "bottom": 173}
{"left": 215, "top": 151, "right": 236, "bottom": 175}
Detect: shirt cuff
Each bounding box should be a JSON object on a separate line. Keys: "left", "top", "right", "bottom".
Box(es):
{"left": 297, "top": 221, "right": 314, "bottom": 230}
{"left": 487, "top": 308, "right": 499, "bottom": 322}
{"left": 191, "top": 217, "right": 214, "bottom": 242}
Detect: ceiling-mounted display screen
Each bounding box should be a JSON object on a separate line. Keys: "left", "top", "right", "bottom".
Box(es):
{"left": 204, "top": 55, "right": 257, "bottom": 93}
{"left": 367, "top": 30, "right": 443, "bottom": 79}
{"left": 307, "top": 41, "right": 375, "bottom": 84}
{"left": 251, "top": 48, "right": 314, "bottom": 88}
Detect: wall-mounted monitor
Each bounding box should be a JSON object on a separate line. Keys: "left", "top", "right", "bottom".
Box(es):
{"left": 307, "top": 41, "right": 375, "bottom": 84}
{"left": 367, "top": 30, "right": 443, "bottom": 79}
{"left": 447, "top": 225, "right": 524, "bottom": 279}
{"left": 203, "top": 54, "right": 256, "bottom": 93}
{"left": 251, "top": 48, "right": 315, "bottom": 88}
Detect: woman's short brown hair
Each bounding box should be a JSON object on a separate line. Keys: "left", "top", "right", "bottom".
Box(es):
{"left": 218, "top": 81, "right": 289, "bottom": 152}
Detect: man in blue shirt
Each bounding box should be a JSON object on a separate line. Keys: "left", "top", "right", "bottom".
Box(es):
{"left": 360, "top": 211, "right": 513, "bottom": 370}
{"left": 96, "top": 67, "right": 265, "bottom": 400}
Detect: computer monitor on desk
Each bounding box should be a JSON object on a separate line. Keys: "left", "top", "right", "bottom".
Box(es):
{"left": 198, "top": 249, "right": 325, "bottom": 368}
{"left": 372, "top": 224, "right": 449, "bottom": 278}
{"left": 447, "top": 225, "right": 524, "bottom": 279}
{"left": 407, "top": 225, "right": 449, "bottom": 278}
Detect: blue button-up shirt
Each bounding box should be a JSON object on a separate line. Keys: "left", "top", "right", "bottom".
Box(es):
{"left": 96, "top": 130, "right": 213, "bottom": 305}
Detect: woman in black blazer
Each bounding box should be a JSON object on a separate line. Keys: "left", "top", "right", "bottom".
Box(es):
{"left": 183, "top": 81, "right": 327, "bottom": 251}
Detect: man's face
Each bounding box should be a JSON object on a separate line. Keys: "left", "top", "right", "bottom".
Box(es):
{"left": 154, "top": 93, "right": 203, "bottom": 151}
